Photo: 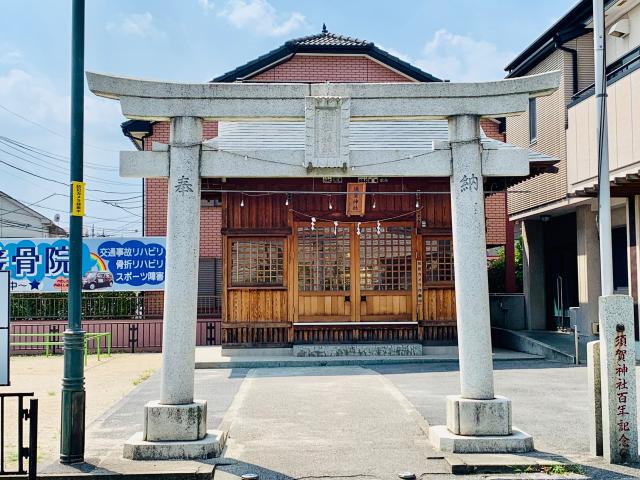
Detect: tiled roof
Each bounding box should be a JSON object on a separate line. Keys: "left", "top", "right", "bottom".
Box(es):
{"left": 287, "top": 31, "right": 372, "bottom": 48}
{"left": 212, "top": 28, "right": 440, "bottom": 83}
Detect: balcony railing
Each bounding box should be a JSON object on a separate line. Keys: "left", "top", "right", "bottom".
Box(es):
{"left": 570, "top": 44, "right": 640, "bottom": 107}
{"left": 566, "top": 45, "right": 640, "bottom": 191}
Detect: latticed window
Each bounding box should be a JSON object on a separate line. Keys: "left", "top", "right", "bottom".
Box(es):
{"left": 424, "top": 237, "right": 454, "bottom": 283}
{"left": 360, "top": 226, "right": 412, "bottom": 291}
{"left": 230, "top": 239, "right": 284, "bottom": 287}
{"left": 297, "top": 225, "right": 350, "bottom": 291}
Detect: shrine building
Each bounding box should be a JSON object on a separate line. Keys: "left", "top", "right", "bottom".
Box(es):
{"left": 120, "top": 28, "right": 557, "bottom": 350}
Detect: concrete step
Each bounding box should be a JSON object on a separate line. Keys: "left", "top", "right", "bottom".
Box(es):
{"left": 292, "top": 342, "right": 423, "bottom": 357}
{"left": 492, "top": 328, "right": 585, "bottom": 365}
{"left": 194, "top": 345, "right": 542, "bottom": 369}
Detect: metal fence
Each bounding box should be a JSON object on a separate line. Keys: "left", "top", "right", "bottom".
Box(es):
{"left": 0, "top": 393, "right": 37, "bottom": 479}
{"left": 10, "top": 293, "right": 221, "bottom": 321}
{"left": 10, "top": 319, "right": 221, "bottom": 353}
{"left": 9, "top": 293, "right": 222, "bottom": 353}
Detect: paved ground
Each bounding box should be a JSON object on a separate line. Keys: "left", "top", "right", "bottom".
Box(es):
{"left": 1, "top": 352, "right": 162, "bottom": 469}
{"left": 81, "top": 368, "right": 248, "bottom": 461}
{"left": 373, "top": 360, "right": 590, "bottom": 455}
{"left": 217, "top": 366, "right": 450, "bottom": 479}
{"left": 374, "top": 361, "right": 640, "bottom": 479}
{"left": 32, "top": 358, "right": 640, "bottom": 479}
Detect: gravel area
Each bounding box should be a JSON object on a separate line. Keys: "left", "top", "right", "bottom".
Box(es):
{"left": 1, "top": 352, "right": 161, "bottom": 468}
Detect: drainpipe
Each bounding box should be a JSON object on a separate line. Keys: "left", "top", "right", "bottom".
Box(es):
{"left": 555, "top": 36, "right": 579, "bottom": 95}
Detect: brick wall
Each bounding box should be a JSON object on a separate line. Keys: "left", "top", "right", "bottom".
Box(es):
{"left": 481, "top": 118, "right": 507, "bottom": 245}
{"left": 200, "top": 207, "right": 222, "bottom": 257}
{"left": 250, "top": 54, "right": 413, "bottom": 82}
{"left": 480, "top": 118, "right": 505, "bottom": 142}
{"left": 485, "top": 192, "right": 507, "bottom": 246}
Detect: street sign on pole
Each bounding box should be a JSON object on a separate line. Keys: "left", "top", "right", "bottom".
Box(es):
{"left": 0, "top": 271, "right": 9, "bottom": 386}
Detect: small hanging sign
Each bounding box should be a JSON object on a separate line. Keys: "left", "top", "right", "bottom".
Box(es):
{"left": 346, "top": 183, "right": 366, "bottom": 216}
{"left": 416, "top": 260, "right": 423, "bottom": 305}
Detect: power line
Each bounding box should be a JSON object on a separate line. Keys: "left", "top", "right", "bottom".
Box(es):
{"left": 0, "top": 102, "right": 120, "bottom": 153}
{"left": 0, "top": 143, "right": 133, "bottom": 187}
{"left": 0, "top": 137, "right": 117, "bottom": 177}
{"left": 0, "top": 155, "right": 140, "bottom": 195}
{"left": 0, "top": 136, "right": 118, "bottom": 172}
{"left": 0, "top": 205, "right": 139, "bottom": 224}
{"left": 0, "top": 193, "right": 57, "bottom": 217}
{"left": 0, "top": 193, "right": 141, "bottom": 224}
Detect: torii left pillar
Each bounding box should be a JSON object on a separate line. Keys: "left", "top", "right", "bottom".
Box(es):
{"left": 123, "top": 116, "right": 223, "bottom": 460}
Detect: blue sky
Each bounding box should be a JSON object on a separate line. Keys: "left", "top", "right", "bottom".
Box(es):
{"left": 0, "top": 0, "right": 576, "bottom": 236}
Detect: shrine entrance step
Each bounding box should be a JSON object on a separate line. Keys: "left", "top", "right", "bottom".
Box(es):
{"left": 292, "top": 342, "right": 422, "bottom": 357}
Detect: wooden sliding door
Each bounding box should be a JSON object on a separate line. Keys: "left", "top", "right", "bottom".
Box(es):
{"left": 358, "top": 224, "right": 413, "bottom": 321}
{"left": 295, "top": 223, "right": 354, "bottom": 321}
{"left": 294, "top": 221, "right": 415, "bottom": 322}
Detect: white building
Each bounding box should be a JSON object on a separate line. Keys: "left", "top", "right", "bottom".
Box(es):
{"left": 0, "top": 191, "right": 66, "bottom": 238}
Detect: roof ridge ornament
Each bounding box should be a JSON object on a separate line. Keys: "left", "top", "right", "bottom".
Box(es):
{"left": 322, "top": 23, "right": 328, "bottom": 34}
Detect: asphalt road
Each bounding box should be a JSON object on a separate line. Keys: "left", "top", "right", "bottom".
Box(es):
{"left": 373, "top": 360, "right": 640, "bottom": 479}
{"left": 48, "top": 359, "right": 640, "bottom": 479}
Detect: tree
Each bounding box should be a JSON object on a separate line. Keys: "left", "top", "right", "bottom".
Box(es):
{"left": 487, "top": 237, "right": 523, "bottom": 293}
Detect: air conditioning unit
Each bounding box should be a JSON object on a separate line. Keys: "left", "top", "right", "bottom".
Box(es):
{"left": 609, "top": 19, "right": 630, "bottom": 38}
{"left": 592, "top": 322, "right": 600, "bottom": 335}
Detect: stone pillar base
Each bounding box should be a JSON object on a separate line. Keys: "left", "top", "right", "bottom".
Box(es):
{"left": 429, "top": 425, "right": 533, "bottom": 453}
{"left": 446, "top": 395, "right": 511, "bottom": 436}
{"left": 123, "top": 430, "right": 226, "bottom": 460}
{"left": 143, "top": 400, "right": 207, "bottom": 442}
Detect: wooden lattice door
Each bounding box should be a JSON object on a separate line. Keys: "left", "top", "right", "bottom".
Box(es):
{"left": 295, "top": 223, "right": 354, "bottom": 322}
{"left": 358, "top": 223, "right": 414, "bottom": 321}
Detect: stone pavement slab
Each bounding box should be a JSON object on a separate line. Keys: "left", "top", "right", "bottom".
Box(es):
{"left": 195, "top": 346, "right": 541, "bottom": 369}
{"left": 216, "top": 366, "right": 449, "bottom": 480}
{"left": 40, "top": 368, "right": 247, "bottom": 478}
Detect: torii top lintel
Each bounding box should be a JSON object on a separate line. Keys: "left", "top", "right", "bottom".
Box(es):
{"left": 86, "top": 71, "right": 560, "bottom": 122}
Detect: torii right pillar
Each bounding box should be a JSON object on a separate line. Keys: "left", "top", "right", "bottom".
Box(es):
{"left": 429, "top": 115, "right": 534, "bottom": 453}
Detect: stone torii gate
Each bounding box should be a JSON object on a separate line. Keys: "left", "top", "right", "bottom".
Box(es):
{"left": 87, "top": 71, "right": 560, "bottom": 459}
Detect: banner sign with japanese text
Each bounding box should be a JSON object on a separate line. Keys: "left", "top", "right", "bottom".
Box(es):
{"left": 0, "top": 237, "right": 166, "bottom": 293}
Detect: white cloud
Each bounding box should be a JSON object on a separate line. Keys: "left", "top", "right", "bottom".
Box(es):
{"left": 0, "top": 68, "right": 122, "bottom": 128}
{"left": 0, "top": 46, "right": 22, "bottom": 65}
{"left": 198, "top": 0, "right": 215, "bottom": 11}
{"left": 0, "top": 68, "right": 139, "bottom": 227}
{"left": 218, "top": 0, "right": 307, "bottom": 36}
{"left": 0, "top": 69, "right": 69, "bottom": 124}
{"left": 416, "top": 29, "right": 514, "bottom": 82}
{"left": 106, "top": 12, "right": 161, "bottom": 38}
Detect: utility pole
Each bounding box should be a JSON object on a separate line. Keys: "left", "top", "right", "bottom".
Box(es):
{"left": 594, "top": 0, "right": 614, "bottom": 296}
{"left": 60, "top": 0, "right": 86, "bottom": 464}
{"left": 590, "top": 0, "right": 638, "bottom": 464}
